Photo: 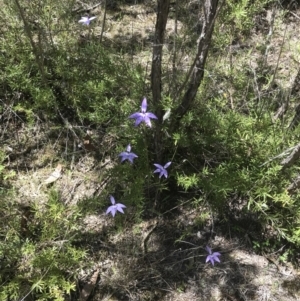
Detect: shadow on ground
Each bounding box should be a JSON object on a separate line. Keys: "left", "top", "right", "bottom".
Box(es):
{"left": 74, "top": 206, "right": 298, "bottom": 301}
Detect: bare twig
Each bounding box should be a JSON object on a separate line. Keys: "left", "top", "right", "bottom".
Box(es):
{"left": 273, "top": 100, "right": 289, "bottom": 122}
{"left": 263, "top": 7, "right": 276, "bottom": 64}
{"left": 171, "top": 0, "right": 178, "bottom": 92}
{"left": 250, "top": 64, "right": 262, "bottom": 105}
{"left": 99, "top": 0, "right": 107, "bottom": 43}
{"left": 289, "top": 10, "right": 300, "bottom": 21}
{"left": 268, "top": 21, "right": 288, "bottom": 90}
{"left": 141, "top": 219, "right": 160, "bottom": 254}
{"left": 72, "top": 1, "right": 102, "bottom": 13}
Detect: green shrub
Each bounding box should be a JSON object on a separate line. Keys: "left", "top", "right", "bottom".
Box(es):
{"left": 0, "top": 0, "right": 144, "bottom": 124}
{"left": 0, "top": 190, "right": 86, "bottom": 300}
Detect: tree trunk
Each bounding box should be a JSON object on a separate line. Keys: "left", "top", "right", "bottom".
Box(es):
{"left": 151, "top": 0, "right": 171, "bottom": 162}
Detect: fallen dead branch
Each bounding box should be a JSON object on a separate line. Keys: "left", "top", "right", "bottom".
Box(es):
{"left": 79, "top": 268, "right": 100, "bottom": 301}
{"left": 280, "top": 142, "right": 300, "bottom": 169}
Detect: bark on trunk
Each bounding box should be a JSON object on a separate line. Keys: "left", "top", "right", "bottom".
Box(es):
{"left": 151, "top": 0, "right": 171, "bottom": 161}
{"left": 172, "top": 0, "right": 219, "bottom": 128}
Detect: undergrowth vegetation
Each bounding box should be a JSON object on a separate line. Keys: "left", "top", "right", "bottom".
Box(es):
{"left": 1, "top": 0, "right": 300, "bottom": 299}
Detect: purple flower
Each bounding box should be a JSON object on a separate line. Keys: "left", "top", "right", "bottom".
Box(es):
{"left": 106, "top": 196, "right": 126, "bottom": 217}
{"left": 153, "top": 162, "right": 171, "bottom": 178}
{"left": 205, "top": 246, "right": 221, "bottom": 266}
{"left": 119, "top": 144, "right": 138, "bottom": 163}
{"left": 79, "top": 16, "right": 96, "bottom": 25}
{"left": 129, "top": 97, "right": 158, "bottom": 127}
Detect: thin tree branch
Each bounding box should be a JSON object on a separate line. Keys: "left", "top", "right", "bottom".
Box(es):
{"left": 171, "top": 0, "right": 178, "bottom": 92}
{"left": 99, "top": 0, "right": 107, "bottom": 43}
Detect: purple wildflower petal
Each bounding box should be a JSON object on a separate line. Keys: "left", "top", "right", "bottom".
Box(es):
{"left": 106, "top": 206, "right": 113, "bottom": 215}
{"left": 117, "top": 204, "right": 126, "bottom": 214}
{"left": 144, "top": 116, "right": 152, "bottom": 127}
{"left": 78, "top": 17, "right": 88, "bottom": 23}
{"left": 129, "top": 112, "right": 141, "bottom": 119}
{"left": 119, "top": 152, "right": 128, "bottom": 162}
{"left": 79, "top": 16, "right": 96, "bottom": 25}
{"left": 106, "top": 196, "right": 126, "bottom": 217}
{"left": 205, "top": 246, "right": 212, "bottom": 254}
{"left": 146, "top": 112, "right": 158, "bottom": 119}
{"left": 110, "top": 207, "right": 117, "bottom": 217}
{"left": 141, "top": 97, "right": 147, "bottom": 113}
{"left": 153, "top": 162, "right": 171, "bottom": 178}
{"left": 128, "top": 154, "right": 138, "bottom": 163}
{"left": 205, "top": 246, "right": 221, "bottom": 266}
{"left": 118, "top": 145, "right": 138, "bottom": 163}
{"left": 164, "top": 162, "right": 172, "bottom": 169}
{"left": 117, "top": 207, "right": 125, "bottom": 214}
{"left": 214, "top": 256, "right": 221, "bottom": 263}
{"left": 129, "top": 98, "right": 157, "bottom": 127}
{"left": 134, "top": 117, "right": 144, "bottom": 126}
{"left": 109, "top": 195, "right": 116, "bottom": 205}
